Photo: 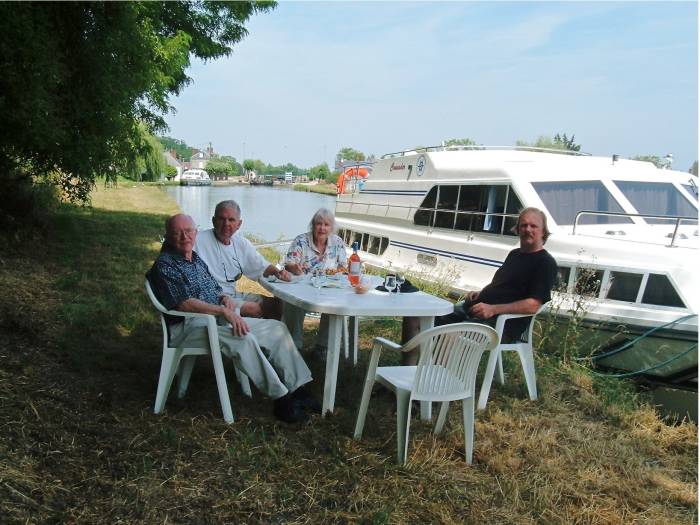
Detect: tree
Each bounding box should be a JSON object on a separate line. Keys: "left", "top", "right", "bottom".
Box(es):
{"left": 631, "top": 155, "right": 665, "bottom": 168}
{"left": 444, "top": 138, "right": 477, "bottom": 147}
{"left": 309, "top": 163, "right": 331, "bottom": 181}
{"left": 158, "top": 136, "right": 194, "bottom": 161}
{"left": 0, "top": 1, "right": 276, "bottom": 208}
{"left": 335, "top": 147, "right": 366, "bottom": 166}
{"left": 206, "top": 159, "right": 235, "bottom": 179}
{"left": 517, "top": 133, "right": 581, "bottom": 152}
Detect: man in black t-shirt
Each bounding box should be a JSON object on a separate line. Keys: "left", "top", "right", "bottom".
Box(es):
{"left": 401, "top": 207, "right": 557, "bottom": 365}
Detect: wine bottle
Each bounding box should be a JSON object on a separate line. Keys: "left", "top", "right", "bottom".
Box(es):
{"left": 348, "top": 241, "right": 361, "bottom": 286}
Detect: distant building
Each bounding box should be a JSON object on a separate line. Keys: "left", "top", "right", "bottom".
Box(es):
{"left": 190, "top": 148, "right": 211, "bottom": 170}
{"left": 163, "top": 149, "right": 184, "bottom": 180}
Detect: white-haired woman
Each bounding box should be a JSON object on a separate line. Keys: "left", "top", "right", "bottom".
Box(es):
{"left": 284, "top": 208, "right": 348, "bottom": 359}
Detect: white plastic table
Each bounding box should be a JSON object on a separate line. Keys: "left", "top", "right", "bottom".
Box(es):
{"left": 259, "top": 274, "right": 454, "bottom": 415}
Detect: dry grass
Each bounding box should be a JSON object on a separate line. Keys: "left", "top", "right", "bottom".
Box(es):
{"left": 0, "top": 183, "right": 696, "bottom": 524}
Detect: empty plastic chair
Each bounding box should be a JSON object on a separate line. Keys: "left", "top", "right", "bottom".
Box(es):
{"left": 477, "top": 305, "right": 548, "bottom": 410}
{"left": 354, "top": 323, "right": 498, "bottom": 465}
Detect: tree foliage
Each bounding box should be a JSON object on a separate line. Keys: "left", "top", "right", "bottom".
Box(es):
{"left": 444, "top": 138, "right": 477, "bottom": 147}
{"left": 309, "top": 163, "right": 331, "bottom": 181}
{"left": 631, "top": 155, "right": 665, "bottom": 168}
{"left": 206, "top": 158, "right": 240, "bottom": 179}
{"left": 158, "top": 136, "right": 195, "bottom": 161}
{"left": 336, "top": 147, "right": 366, "bottom": 165}
{"left": 0, "top": 1, "right": 276, "bottom": 206}
{"left": 516, "top": 133, "right": 581, "bottom": 152}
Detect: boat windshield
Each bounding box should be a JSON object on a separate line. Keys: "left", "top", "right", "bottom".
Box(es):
{"left": 681, "top": 183, "right": 698, "bottom": 202}
{"left": 532, "top": 181, "right": 632, "bottom": 225}
{"left": 614, "top": 181, "right": 697, "bottom": 224}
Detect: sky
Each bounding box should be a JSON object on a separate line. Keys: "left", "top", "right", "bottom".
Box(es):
{"left": 165, "top": 1, "right": 698, "bottom": 171}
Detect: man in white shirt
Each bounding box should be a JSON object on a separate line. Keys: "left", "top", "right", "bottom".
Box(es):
{"left": 194, "top": 200, "right": 292, "bottom": 319}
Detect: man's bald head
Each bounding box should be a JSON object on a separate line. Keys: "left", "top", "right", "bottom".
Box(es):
{"left": 165, "top": 214, "right": 197, "bottom": 259}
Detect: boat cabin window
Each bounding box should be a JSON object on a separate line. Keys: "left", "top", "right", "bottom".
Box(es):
{"left": 532, "top": 181, "right": 631, "bottom": 225}
{"left": 606, "top": 271, "right": 643, "bottom": 302}
{"left": 573, "top": 268, "right": 604, "bottom": 297}
{"left": 642, "top": 274, "right": 685, "bottom": 308}
{"left": 556, "top": 266, "right": 571, "bottom": 292}
{"left": 338, "top": 228, "right": 391, "bottom": 256}
{"left": 614, "top": 181, "right": 697, "bottom": 224}
{"left": 414, "top": 184, "right": 522, "bottom": 235}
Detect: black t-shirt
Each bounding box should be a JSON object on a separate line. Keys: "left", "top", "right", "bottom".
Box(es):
{"left": 478, "top": 248, "right": 557, "bottom": 305}
{"left": 466, "top": 248, "right": 557, "bottom": 339}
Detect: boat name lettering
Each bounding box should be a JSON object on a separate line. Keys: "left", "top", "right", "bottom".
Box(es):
{"left": 390, "top": 162, "right": 406, "bottom": 171}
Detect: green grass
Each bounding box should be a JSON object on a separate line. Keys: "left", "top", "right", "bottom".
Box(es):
{"left": 0, "top": 184, "right": 696, "bottom": 524}
{"left": 293, "top": 183, "right": 337, "bottom": 195}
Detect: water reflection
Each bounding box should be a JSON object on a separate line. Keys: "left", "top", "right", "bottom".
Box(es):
{"left": 164, "top": 185, "right": 335, "bottom": 242}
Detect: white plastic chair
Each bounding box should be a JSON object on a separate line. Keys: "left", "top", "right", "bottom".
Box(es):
{"left": 145, "top": 280, "right": 254, "bottom": 424}
{"left": 477, "top": 305, "right": 547, "bottom": 410}
{"left": 354, "top": 323, "right": 498, "bottom": 465}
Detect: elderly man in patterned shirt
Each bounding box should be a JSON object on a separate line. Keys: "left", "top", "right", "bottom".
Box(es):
{"left": 147, "top": 214, "right": 320, "bottom": 424}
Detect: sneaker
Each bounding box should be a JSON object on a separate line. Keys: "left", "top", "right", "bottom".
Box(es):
{"left": 292, "top": 386, "right": 322, "bottom": 414}
{"left": 273, "top": 394, "right": 309, "bottom": 424}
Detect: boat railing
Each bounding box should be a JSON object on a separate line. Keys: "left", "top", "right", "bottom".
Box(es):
{"left": 338, "top": 199, "right": 519, "bottom": 235}
{"left": 572, "top": 210, "right": 698, "bottom": 247}
{"left": 381, "top": 145, "right": 591, "bottom": 159}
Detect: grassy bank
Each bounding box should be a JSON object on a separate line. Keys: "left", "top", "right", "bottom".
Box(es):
{"left": 293, "top": 182, "right": 337, "bottom": 195}
{"left": 0, "top": 184, "right": 696, "bottom": 524}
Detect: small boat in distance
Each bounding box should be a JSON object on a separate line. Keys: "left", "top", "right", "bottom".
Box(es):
{"left": 180, "top": 168, "right": 211, "bottom": 186}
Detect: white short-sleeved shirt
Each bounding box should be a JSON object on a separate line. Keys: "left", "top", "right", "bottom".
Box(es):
{"left": 284, "top": 232, "right": 347, "bottom": 274}
{"left": 194, "top": 228, "right": 269, "bottom": 297}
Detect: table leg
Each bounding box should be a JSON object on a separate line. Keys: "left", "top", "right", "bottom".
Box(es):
{"left": 322, "top": 314, "right": 343, "bottom": 416}
{"left": 418, "top": 316, "right": 435, "bottom": 421}
{"left": 349, "top": 316, "right": 359, "bottom": 366}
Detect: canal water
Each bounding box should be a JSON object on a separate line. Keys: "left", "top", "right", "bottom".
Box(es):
{"left": 164, "top": 185, "right": 335, "bottom": 243}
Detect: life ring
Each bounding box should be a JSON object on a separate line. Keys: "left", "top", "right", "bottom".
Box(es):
{"left": 336, "top": 166, "right": 370, "bottom": 195}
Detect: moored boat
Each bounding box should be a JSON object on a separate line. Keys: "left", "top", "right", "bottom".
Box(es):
{"left": 180, "top": 168, "right": 212, "bottom": 186}
{"left": 334, "top": 145, "right": 698, "bottom": 410}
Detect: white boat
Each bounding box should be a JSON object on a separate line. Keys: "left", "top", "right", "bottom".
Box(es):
{"left": 335, "top": 146, "right": 698, "bottom": 385}
{"left": 180, "top": 168, "right": 211, "bottom": 186}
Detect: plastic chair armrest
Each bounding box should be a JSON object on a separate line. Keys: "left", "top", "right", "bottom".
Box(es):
{"left": 373, "top": 337, "right": 402, "bottom": 351}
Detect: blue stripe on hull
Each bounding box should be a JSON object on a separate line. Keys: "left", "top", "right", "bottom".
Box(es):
{"left": 389, "top": 240, "right": 503, "bottom": 268}
{"left": 359, "top": 190, "right": 426, "bottom": 196}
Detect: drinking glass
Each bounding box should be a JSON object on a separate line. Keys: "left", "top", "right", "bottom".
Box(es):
{"left": 311, "top": 267, "right": 325, "bottom": 288}
{"left": 395, "top": 274, "right": 405, "bottom": 294}
{"left": 384, "top": 273, "right": 397, "bottom": 295}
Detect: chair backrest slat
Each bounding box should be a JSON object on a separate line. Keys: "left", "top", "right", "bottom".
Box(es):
{"left": 413, "top": 323, "right": 498, "bottom": 398}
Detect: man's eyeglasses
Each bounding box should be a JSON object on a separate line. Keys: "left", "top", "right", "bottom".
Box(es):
{"left": 223, "top": 257, "right": 244, "bottom": 283}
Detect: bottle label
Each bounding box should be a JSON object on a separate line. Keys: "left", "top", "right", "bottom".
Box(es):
{"left": 349, "top": 261, "right": 361, "bottom": 275}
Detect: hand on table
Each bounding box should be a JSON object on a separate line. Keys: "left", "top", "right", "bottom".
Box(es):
{"left": 286, "top": 263, "right": 304, "bottom": 276}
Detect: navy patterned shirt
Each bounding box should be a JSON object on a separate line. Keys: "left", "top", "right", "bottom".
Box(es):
{"left": 147, "top": 248, "right": 222, "bottom": 324}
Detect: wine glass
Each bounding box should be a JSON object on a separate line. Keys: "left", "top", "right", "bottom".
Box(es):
{"left": 384, "top": 273, "right": 397, "bottom": 295}
{"left": 395, "top": 274, "right": 405, "bottom": 294}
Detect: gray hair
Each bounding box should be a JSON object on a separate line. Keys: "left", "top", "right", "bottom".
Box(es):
{"left": 214, "top": 200, "right": 241, "bottom": 218}
{"left": 309, "top": 207, "right": 336, "bottom": 232}
{"left": 515, "top": 207, "right": 551, "bottom": 243}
